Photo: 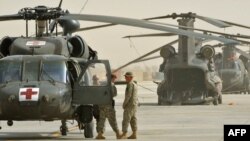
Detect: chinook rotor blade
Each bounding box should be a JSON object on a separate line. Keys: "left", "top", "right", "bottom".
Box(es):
{"left": 144, "top": 13, "right": 231, "bottom": 28}
{"left": 123, "top": 27, "right": 250, "bottom": 39}
{"left": 135, "top": 56, "right": 161, "bottom": 63}
{"left": 112, "top": 40, "right": 178, "bottom": 73}
{"left": 0, "top": 14, "right": 23, "bottom": 21}
{"left": 123, "top": 33, "right": 176, "bottom": 38}
{"left": 60, "top": 14, "right": 238, "bottom": 44}
{"left": 194, "top": 15, "right": 231, "bottom": 28}
{"left": 220, "top": 20, "right": 250, "bottom": 30}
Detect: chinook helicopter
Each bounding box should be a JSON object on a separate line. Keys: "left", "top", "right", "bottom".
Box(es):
{"left": 0, "top": 1, "right": 240, "bottom": 138}
{"left": 212, "top": 40, "right": 250, "bottom": 94}
{"left": 112, "top": 12, "right": 250, "bottom": 105}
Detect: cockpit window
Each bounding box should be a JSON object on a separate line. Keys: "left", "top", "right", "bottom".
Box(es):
{"left": 41, "top": 61, "right": 67, "bottom": 83}
{"left": 0, "top": 61, "right": 21, "bottom": 83}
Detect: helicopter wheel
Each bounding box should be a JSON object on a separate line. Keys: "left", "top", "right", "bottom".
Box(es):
{"left": 218, "top": 94, "right": 222, "bottom": 104}
{"left": 212, "top": 96, "right": 219, "bottom": 105}
{"left": 60, "top": 125, "right": 68, "bottom": 136}
{"left": 157, "top": 96, "right": 162, "bottom": 105}
{"left": 84, "top": 121, "right": 94, "bottom": 138}
{"left": 60, "top": 120, "right": 68, "bottom": 136}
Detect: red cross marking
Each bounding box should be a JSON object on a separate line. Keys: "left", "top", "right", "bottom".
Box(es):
{"left": 21, "top": 88, "right": 38, "bottom": 100}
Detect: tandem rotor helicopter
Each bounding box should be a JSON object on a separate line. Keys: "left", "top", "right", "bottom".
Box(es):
{"left": 112, "top": 12, "right": 250, "bottom": 105}
{"left": 0, "top": 0, "right": 242, "bottom": 138}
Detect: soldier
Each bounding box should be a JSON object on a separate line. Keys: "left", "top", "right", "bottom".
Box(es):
{"left": 95, "top": 74, "right": 121, "bottom": 139}
{"left": 120, "top": 72, "right": 138, "bottom": 139}
{"left": 92, "top": 75, "right": 100, "bottom": 86}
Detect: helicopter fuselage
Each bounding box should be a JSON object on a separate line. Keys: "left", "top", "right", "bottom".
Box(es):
{"left": 0, "top": 55, "right": 76, "bottom": 120}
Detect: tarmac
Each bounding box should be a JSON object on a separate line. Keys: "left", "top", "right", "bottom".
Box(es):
{"left": 0, "top": 81, "right": 250, "bottom": 141}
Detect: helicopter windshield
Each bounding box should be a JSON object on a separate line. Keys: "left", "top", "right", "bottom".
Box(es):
{"left": 40, "top": 61, "right": 67, "bottom": 83}
{"left": 0, "top": 57, "right": 67, "bottom": 84}
{"left": 0, "top": 61, "right": 21, "bottom": 83}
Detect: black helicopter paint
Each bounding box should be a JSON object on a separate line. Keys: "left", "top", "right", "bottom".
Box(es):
{"left": 112, "top": 12, "right": 250, "bottom": 105}
{"left": 0, "top": 2, "right": 241, "bottom": 139}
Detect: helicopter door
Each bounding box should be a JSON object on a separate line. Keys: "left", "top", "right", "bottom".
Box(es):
{"left": 72, "top": 60, "right": 112, "bottom": 105}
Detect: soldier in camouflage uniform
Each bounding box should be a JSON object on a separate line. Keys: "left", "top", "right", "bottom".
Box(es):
{"left": 95, "top": 74, "right": 121, "bottom": 139}
{"left": 120, "top": 72, "right": 138, "bottom": 139}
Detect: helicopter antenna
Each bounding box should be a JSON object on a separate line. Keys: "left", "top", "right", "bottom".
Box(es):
{"left": 58, "top": 0, "right": 63, "bottom": 8}
{"left": 79, "top": 0, "right": 89, "bottom": 14}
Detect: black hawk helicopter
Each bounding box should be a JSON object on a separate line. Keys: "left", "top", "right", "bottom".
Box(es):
{"left": 112, "top": 12, "right": 250, "bottom": 105}
{"left": 0, "top": 1, "right": 240, "bottom": 138}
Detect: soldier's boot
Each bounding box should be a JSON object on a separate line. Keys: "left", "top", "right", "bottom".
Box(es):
{"left": 128, "top": 131, "right": 137, "bottom": 139}
{"left": 95, "top": 132, "right": 105, "bottom": 140}
{"left": 116, "top": 131, "right": 122, "bottom": 139}
{"left": 120, "top": 132, "right": 127, "bottom": 139}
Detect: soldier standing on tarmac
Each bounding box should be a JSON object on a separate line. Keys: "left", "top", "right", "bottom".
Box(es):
{"left": 120, "top": 72, "right": 138, "bottom": 139}
{"left": 95, "top": 74, "right": 122, "bottom": 139}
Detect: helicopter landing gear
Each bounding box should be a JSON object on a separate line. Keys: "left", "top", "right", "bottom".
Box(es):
{"left": 77, "top": 121, "right": 94, "bottom": 138}
{"left": 218, "top": 94, "right": 222, "bottom": 104}
{"left": 83, "top": 121, "right": 94, "bottom": 138}
{"left": 7, "top": 120, "right": 13, "bottom": 126}
{"left": 60, "top": 120, "right": 68, "bottom": 136}
{"left": 157, "top": 95, "right": 163, "bottom": 105}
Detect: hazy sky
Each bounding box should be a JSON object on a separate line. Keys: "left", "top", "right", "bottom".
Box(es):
{"left": 0, "top": 0, "right": 250, "bottom": 70}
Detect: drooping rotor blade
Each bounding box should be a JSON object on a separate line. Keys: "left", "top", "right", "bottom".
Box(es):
{"left": 75, "top": 23, "right": 115, "bottom": 31}
{"left": 73, "top": 16, "right": 174, "bottom": 32}
{"left": 61, "top": 14, "right": 239, "bottom": 44}
{"left": 220, "top": 20, "right": 250, "bottom": 30}
{"left": 144, "top": 13, "right": 231, "bottom": 28}
{"left": 0, "top": 14, "right": 23, "bottom": 21}
{"left": 123, "top": 33, "right": 176, "bottom": 38}
{"left": 151, "top": 21, "right": 250, "bottom": 39}
{"left": 112, "top": 40, "right": 178, "bottom": 73}
{"left": 123, "top": 26, "right": 250, "bottom": 39}
{"left": 194, "top": 15, "right": 231, "bottom": 28}
{"left": 135, "top": 56, "right": 161, "bottom": 63}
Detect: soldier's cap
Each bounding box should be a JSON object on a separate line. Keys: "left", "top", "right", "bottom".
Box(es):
{"left": 111, "top": 74, "right": 117, "bottom": 79}
{"left": 124, "top": 71, "right": 133, "bottom": 77}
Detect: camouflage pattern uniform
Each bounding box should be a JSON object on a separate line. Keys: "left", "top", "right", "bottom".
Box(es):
{"left": 96, "top": 82, "right": 119, "bottom": 133}
{"left": 122, "top": 81, "right": 138, "bottom": 133}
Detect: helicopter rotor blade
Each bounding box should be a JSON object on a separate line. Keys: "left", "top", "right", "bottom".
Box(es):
{"left": 72, "top": 16, "right": 174, "bottom": 32}
{"left": 112, "top": 39, "right": 178, "bottom": 73}
{"left": 144, "top": 13, "right": 231, "bottom": 28}
{"left": 193, "top": 14, "right": 231, "bottom": 28}
{"left": 0, "top": 14, "right": 23, "bottom": 21}
{"left": 123, "top": 33, "right": 176, "bottom": 38}
{"left": 135, "top": 56, "right": 161, "bottom": 63}
{"left": 220, "top": 20, "right": 250, "bottom": 30}
{"left": 61, "top": 14, "right": 238, "bottom": 44}
{"left": 123, "top": 27, "right": 250, "bottom": 39}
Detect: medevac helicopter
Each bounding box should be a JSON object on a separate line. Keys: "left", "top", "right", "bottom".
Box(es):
{"left": 113, "top": 12, "right": 250, "bottom": 105}
{"left": 0, "top": 2, "right": 240, "bottom": 138}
